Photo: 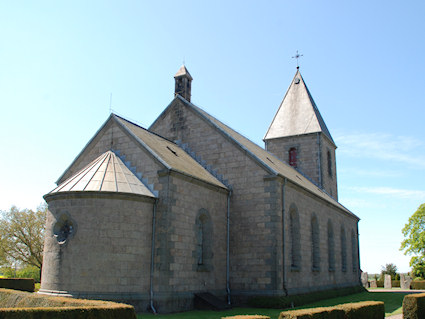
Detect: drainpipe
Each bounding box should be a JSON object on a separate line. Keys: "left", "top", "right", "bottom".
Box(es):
{"left": 226, "top": 189, "right": 232, "bottom": 305}
{"left": 150, "top": 199, "right": 158, "bottom": 314}
{"left": 281, "top": 178, "right": 288, "bottom": 296}
{"left": 356, "top": 223, "right": 361, "bottom": 285}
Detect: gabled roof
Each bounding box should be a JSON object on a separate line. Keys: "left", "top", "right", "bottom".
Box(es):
{"left": 264, "top": 69, "right": 335, "bottom": 146}
{"left": 174, "top": 65, "right": 193, "bottom": 80}
{"left": 47, "top": 150, "right": 156, "bottom": 198}
{"left": 113, "top": 115, "right": 226, "bottom": 189}
{"left": 167, "top": 95, "right": 356, "bottom": 218}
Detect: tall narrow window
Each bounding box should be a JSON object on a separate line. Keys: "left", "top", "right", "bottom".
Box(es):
{"left": 311, "top": 215, "right": 320, "bottom": 271}
{"left": 327, "top": 150, "right": 333, "bottom": 177}
{"left": 289, "top": 147, "right": 297, "bottom": 168}
{"left": 351, "top": 230, "right": 357, "bottom": 272}
{"left": 289, "top": 205, "right": 301, "bottom": 270}
{"left": 327, "top": 220, "right": 335, "bottom": 271}
{"left": 341, "top": 226, "right": 347, "bottom": 272}
{"left": 195, "top": 209, "right": 213, "bottom": 272}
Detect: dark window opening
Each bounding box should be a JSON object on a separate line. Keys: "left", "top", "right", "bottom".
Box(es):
{"left": 289, "top": 147, "right": 297, "bottom": 168}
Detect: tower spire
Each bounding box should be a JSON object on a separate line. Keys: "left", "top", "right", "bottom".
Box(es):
{"left": 174, "top": 65, "right": 193, "bottom": 102}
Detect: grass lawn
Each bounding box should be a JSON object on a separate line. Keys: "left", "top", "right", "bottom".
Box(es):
{"left": 137, "top": 291, "right": 408, "bottom": 318}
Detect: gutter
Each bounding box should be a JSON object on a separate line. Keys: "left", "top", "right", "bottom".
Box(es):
{"left": 226, "top": 189, "right": 232, "bottom": 305}
{"left": 281, "top": 178, "right": 288, "bottom": 296}
{"left": 150, "top": 199, "right": 158, "bottom": 314}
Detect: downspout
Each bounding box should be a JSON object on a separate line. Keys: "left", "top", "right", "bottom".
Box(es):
{"left": 150, "top": 199, "right": 158, "bottom": 314}
{"left": 281, "top": 178, "right": 288, "bottom": 296}
{"left": 226, "top": 189, "right": 232, "bottom": 305}
{"left": 317, "top": 133, "right": 322, "bottom": 188}
{"left": 356, "top": 223, "right": 361, "bottom": 285}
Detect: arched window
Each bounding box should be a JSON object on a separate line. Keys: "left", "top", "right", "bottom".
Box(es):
{"left": 351, "top": 230, "right": 357, "bottom": 272}
{"left": 311, "top": 215, "right": 320, "bottom": 271}
{"left": 341, "top": 226, "right": 347, "bottom": 272}
{"left": 289, "top": 205, "right": 301, "bottom": 270}
{"left": 327, "top": 150, "right": 333, "bottom": 177}
{"left": 289, "top": 147, "right": 297, "bottom": 168}
{"left": 327, "top": 220, "right": 335, "bottom": 271}
{"left": 195, "top": 209, "right": 213, "bottom": 271}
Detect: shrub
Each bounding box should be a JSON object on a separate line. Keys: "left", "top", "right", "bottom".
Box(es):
{"left": 0, "top": 278, "right": 34, "bottom": 292}
{"left": 278, "top": 301, "right": 384, "bottom": 319}
{"left": 1, "top": 266, "right": 41, "bottom": 283}
{"left": 391, "top": 280, "right": 400, "bottom": 288}
{"left": 411, "top": 281, "right": 425, "bottom": 290}
{"left": 403, "top": 292, "right": 425, "bottom": 319}
{"left": 248, "top": 286, "right": 365, "bottom": 309}
{"left": 222, "top": 316, "right": 270, "bottom": 319}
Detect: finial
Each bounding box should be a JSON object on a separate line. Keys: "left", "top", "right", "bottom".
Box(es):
{"left": 292, "top": 50, "right": 303, "bottom": 68}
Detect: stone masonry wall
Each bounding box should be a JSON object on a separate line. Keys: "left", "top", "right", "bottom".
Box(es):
{"left": 41, "top": 195, "right": 154, "bottom": 295}
{"left": 284, "top": 181, "right": 359, "bottom": 293}
{"left": 150, "top": 100, "right": 284, "bottom": 293}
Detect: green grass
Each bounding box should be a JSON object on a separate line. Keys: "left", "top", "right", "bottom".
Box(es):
{"left": 137, "top": 291, "right": 408, "bottom": 318}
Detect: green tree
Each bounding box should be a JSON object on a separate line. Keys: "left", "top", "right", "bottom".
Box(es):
{"left": 380, "top": 263, "right": 398, "bottom": 280}
{"left": 401, "top": 203, "right": 425, "bottom": 278}
{"left": 0, "top": 204, "right": 46, "bottom": 274}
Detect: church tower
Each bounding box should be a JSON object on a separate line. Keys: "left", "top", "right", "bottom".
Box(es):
{"left": 264, "top": 69, "right": 338, "bottom": 199}
{"left": 174, "top": 65, "right": 193, "bottom": 102}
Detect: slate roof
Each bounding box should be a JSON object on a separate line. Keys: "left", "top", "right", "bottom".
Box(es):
{"left": 47, "top": 150, "right": 156, "bottom": 198}
{"left": 264, "top": 69, "right": 335, "bottom": 146}
{"left": 173, "top": 95, "right": 356, "bottom": 218}
{"left": 113, "top": 115, "right": 226, "bottom": 189}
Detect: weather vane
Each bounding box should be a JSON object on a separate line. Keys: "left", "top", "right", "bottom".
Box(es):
{"left": 292, "top": 50, "right": 303, "bottom": 68}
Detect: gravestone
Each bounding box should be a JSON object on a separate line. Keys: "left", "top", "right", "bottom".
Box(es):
{"left": 384, "top": 274, "right": 392, "bottom": 289}
{"left": 370, "top": 279, "right": 377, "bottom": 288}
{"left": 361, "top": 272, "right": 369, "bottom": 288}
{"left": 400, "top": 274, "right": 412, "bottom": 290}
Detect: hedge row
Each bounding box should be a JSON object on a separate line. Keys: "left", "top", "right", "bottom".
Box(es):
{"left": 411, "top": 281, "right": 425, "bottom": 290}
{"left": 375, "top": 280, "right": 400, "bottom": 288}
{"left": 0, "top": 288, "right": 136, "bottom": 319}
{"left": 278, "top": 301, "right": 384, "bottom": 319}
{"left": 248, "top": 286, "right": 365, "bottom": 309}
{"left": 222, "top": 316, "right": 270, "bottom": 319}
{"left": 403, "top": 292, "right": 425, "bottom": 319}
{"left": 0, "top": 279, "right": 34, "bottom": 292}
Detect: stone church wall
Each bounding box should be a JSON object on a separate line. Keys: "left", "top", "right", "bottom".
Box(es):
{"left": 41, "top": 195, "right": 154, "bottom": 298}
{"left": 150, "top": 100, "right": 285, "bottom": 293}
{"left": 284, "top": 181, "right": 359, "bottom": 294}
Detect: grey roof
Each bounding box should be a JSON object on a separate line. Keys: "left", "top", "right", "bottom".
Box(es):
{"left": 48, "top": 150, "right": 156, "bottom": 198}
{"left": 264, "top": 69, "right": 335, "bottom": 145}
{"left": 113, "top": 115, "right": 226, "bottom": 189}
{"left": 174, "top": 65, "right": 193, "bottom": 80}
{"left": 173, "top": 95, "right": 356, "bottom": 218}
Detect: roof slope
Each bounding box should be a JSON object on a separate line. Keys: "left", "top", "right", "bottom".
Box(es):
{"left": 48, "top": 150, "right": 156, "bottom": 198}
{"left": 114, "top": 115, "right": 227, "bottom": 189}
{"left": 264, "top": 69, "right": 335, "bottom": 145}
{"left": 173, "top": 96, "right": 355, "bottom": 218}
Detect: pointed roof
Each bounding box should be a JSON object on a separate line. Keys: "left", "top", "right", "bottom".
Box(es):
{"left": 264, "top": 69, "right": 335, "bottom": 145}
{"left": 174, "top": 65, "right": 193, "bottom": 80}
{"left": 152, "top": 95, "right": 357, "bottom": 219}
{"left": 47, "top": 150, "right": 156, "bottom": 198}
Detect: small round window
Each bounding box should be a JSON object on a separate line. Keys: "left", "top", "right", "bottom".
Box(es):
{"left": 53, "top": 213, "right": 76, "bottom": 244}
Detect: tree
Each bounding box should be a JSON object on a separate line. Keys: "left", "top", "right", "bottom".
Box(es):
{"left": 380, "top": 263, "right": 398, "bottom": 280}
{"left": 401, "top": 203, "right": 425, "bottom": 278}
{"left": 0, "top": 204, "right": 46, "bottom": 274}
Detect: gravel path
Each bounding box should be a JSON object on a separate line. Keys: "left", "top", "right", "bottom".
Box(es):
{"left": 386, "top": 314, "right": 402, "bottom": 319}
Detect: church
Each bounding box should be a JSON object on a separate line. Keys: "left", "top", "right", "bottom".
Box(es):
{"left": 40, "top": 65, "right": 361, "bottom": 313}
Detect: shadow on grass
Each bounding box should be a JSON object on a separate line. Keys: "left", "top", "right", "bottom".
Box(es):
{"left": 137, "top": 291, "right": 409, "bottom": 318}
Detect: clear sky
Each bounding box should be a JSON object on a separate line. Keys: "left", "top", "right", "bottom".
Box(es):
{"left": 1, "top": 1, "right": 424, "bottom": 274}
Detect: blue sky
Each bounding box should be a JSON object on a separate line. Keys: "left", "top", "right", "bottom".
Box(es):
{"left": 1, "top": 1, "right": 424, "bottom": 274}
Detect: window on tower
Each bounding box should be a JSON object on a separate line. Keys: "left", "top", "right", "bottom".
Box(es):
{"left": 327, "top": 150, "right": 332, "bottom": 177}
{"left": 289, "top": 147, "right": 297, "bottom": 168}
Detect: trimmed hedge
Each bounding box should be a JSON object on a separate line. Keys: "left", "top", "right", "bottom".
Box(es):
{"left": 248, "top": 286, "right": 365, "bottom": 309}
{"left": 0, "top": 279, "right": 34, "bottom": 292}
{"left": 403, "top": 292, "right": 425, "bottom": 319}
{"left": 411, "top": 281, "right": 425, "bottom": 290}
{"left": 278, "top": 301, "right": 384, "bottom": 319}
{"left": 222, "top": 316, "right": 270, "bottom": 319}
{"left": 375, "top": 280, "right": 400, "bottom": 288}
{"left": 0, "top": 288, "right": 136, "bottom": 319}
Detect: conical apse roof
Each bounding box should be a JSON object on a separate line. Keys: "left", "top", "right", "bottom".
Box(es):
{"left": 48, "top": 150, "right": 156, "bottom": 198}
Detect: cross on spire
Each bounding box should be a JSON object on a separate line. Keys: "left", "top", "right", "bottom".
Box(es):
{"left": 292, "top": 50, "right": 303, "bottom": 68}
